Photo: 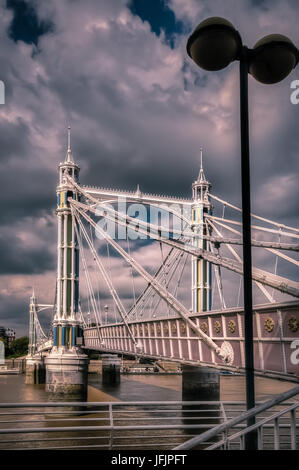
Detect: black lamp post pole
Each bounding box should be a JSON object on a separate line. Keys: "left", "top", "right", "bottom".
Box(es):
{"left": 239, "top": 46, "right": 257, "bottom": 450}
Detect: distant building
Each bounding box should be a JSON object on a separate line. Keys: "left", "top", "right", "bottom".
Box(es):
{"left": 0, "top": 326, "right": 6, "bottom": 340}
{"left": 5, "top": 329, "right": 16, "bottom": 348}
{"left": 0, "top": 326, "right": 16, "bottom": 348}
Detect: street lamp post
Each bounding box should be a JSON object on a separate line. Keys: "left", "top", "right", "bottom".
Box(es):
{"left": 187, "top": 17, "right": 298, "bottom": 450}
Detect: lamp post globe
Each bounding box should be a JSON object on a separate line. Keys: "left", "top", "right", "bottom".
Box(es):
{"left": 187, "top": 17, "right": 242, "bottom": 71}
{"left": 249, "top": 34, "right": 299, "bottom": 84}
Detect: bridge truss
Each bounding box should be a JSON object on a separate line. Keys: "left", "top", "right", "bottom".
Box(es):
{"left": 30, "top": 143, "right": 299, "bottom": 379}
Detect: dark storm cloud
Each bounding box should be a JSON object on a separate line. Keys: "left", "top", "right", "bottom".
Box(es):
{"left": 249, "top": 0, "right": 269, "bottom": 8}
{"left": 7, "top": 0, "right": 54, "bottom": 46}
{"left": 0, "top": 118, "right": 56, "bottom": 223}
{"left": 0, "top": 226, "right": 55, "bottom": 274}
{"left": 128, "top": 0, "right": 186, "bottom": 48}
{"left": 0, "top": 297, "right": 30, "bottom": 331}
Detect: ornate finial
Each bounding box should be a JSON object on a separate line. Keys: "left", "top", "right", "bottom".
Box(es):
{"left": 198, "top": 147, "right": 206, "bottom": 182}
{"left": 30, "top": 288, "right": 36, "bottom": 303}
{"left": 68, "top": 126, "right": 71, "bottom": 151}
{"left": 136, "top": 184, "right": 141, "bottom": 197}
{"left": 66, "top": 125, "right": 73, "bottom": 163}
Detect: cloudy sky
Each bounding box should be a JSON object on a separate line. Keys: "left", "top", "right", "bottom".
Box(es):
{"left": 0, "top": 0, "right": 298, "bottom": 336}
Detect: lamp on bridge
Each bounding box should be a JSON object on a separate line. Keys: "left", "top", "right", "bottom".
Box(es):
{"left": 186, "top": 17, "right": 298, "bottom": 450}
{"left": 104, "top": 305, "right": 109, "bottom": 325}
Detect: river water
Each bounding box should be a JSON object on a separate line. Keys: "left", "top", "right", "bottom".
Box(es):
{"left": 0, "top": 372, "right": 296, "bottom": 403}
{"left": 0, "top": 373, "right": 297, "bottom": 450}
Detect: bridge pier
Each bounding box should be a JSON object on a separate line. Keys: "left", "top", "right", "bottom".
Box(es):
{"left": 182, "top": 365, "right": 221, "bottom": 437}
{"left": 45, "top": 349, "right": 89, "bottom": 400}
{"left": 182, "top": 365, "right": 220, "bottom": 401}
{"left": 101, "top": 354, "right": 121, "bottom": 385}
{"left": 25, "top": 356, "right": 46, "bottom": 385}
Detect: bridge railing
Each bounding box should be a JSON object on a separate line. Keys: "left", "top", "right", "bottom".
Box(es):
{"left": 0, "top": 400, "right": 228, "bottom": 450}
{"left": 173, "top": 385, "right": 299, "bottom": 450}
{"left": 0, "top": 393, "right": 298, "bottom": 450}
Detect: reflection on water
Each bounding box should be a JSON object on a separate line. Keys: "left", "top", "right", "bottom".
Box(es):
{"left": 0, "top": 373, "right": 297, "bottom": 450}
{"left": 0, "top": 373, "right": 296, "bottom": 404}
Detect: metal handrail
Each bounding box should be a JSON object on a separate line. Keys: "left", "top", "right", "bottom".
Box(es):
{"left": 0, "top": 400, "right": 236, "bottom": 450}
{"left": 207, "top": 402, "right": 299, "bottom": 450}
{"left": 173, "top": 385, "right": 299, "bottom": 450}
{"left": 0, "top": 396, "right": 298, "bottom": 450}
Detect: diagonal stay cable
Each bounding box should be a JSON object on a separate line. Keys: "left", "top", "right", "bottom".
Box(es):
{"left": 70, "top": 198, "right": 299, "bottom": 299}
{"left": 210, "top": 193, "right": 299, "bottom": 233}
{"left": 207, "top": 218, "right": 276, "bottom": 304}
{"left": 71, "top": 206, "right": 137, "bottom": 346}
{"left": 71, "top": 200, "right": 232, "bottom": 363}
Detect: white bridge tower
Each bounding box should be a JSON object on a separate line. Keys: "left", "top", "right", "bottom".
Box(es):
{"left": 45, "top": 128, "right": 89, "bottom": 399}
{"left": 191, "top": 148, "right": 212, "bottom": 312}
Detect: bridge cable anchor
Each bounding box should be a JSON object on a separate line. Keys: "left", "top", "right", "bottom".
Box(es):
{"left": 219, "top": 341, "right": 234, "bottom": 365}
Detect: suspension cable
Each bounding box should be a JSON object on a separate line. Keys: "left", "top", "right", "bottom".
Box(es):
{"left": 70, "top": 198, "right": 299, "bottom": 299}
{"left": 89, "top": 224, "right": 103, "bottom": 322}
{"left": 209, "top": 218, "right": 299, "bottom": 267}
{"left": 71, "top": 201, "right": 231, "bottom": 362}
{"left": 71, "top": 206, "right": 137, "bottom": 346}
{"left": 207, "top": 218, "right": 276, "bottom": 304}
{"left": 75, "top": 218, "right": 102, "bottom": 325}
{"left": 68, "top": 176, "right": 299, "bottom": 250}
{"left": 208, "top": 215, "right": 299, "bottom": 240}
{"left": 126, "top": 228, "right": 138, "bottom": 320}
{"left": 210, "top": 193, "right": 299, "bottom": 233}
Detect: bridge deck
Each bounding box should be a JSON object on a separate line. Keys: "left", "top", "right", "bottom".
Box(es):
{"left": 84, "top": 301, "right": 299, "bottom": 380}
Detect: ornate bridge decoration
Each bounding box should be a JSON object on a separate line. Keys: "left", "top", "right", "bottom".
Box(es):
{"left": 29, "top": 131, "right": 299, "bottom": 380}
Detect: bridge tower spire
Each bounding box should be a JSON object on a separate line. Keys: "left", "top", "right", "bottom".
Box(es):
{"left": 191, "top": 148, "right": 212, "bottom": 312}
{"left": 28, "top": 290, "right": 37, "bottom": 357}
{"left": 55, "top": 125, "right": 80, "bottom": 325}
{"left": 45, "top": 127, "right": 89, "bottom": 399}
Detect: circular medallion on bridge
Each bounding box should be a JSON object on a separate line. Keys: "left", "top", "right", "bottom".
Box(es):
{"left": 171, "top": 322, "right": 177, "bottom": 334}
{"left": 180, "top": 322, "right": 187, "bottom": 335}
{"left": 150, "top": 324, "right": 155, "bottom": 336}
{"left": 220, "top": 341, "right": 234, "bottom": 366}
{"left": 264, "top": 317, "right": 275, "bottom": 333}
{"left": 163, "top": 323, "right": 169, "bottom": 335}
{"left": 156, "top": 324, "right": 161, "bottom": 336}
{"left": 200, "top": 322, "right": 208, "bottom": 334}
{"left": 214, "top": 320, "right": 221, "bottom": 334}
{"left": 228, "top": 320, "right": 236, "bottom": 334}
{"left": 288, "top": 315, "right": 299, "bottom": 333}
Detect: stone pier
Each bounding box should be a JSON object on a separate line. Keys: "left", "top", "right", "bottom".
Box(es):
{"left": 182, "top": 365, "right": 220, "bottom": 401}
{"left": 25, "top": 356, "right": 46, "bottom": 385}
{"left": 102, "top": 354, "right": 121, "bottom": 385}
{"left": 182, "top": 365, "right": 221, "bottom": 436}
{"left": 45, "top": 349, "right": 89, "bottom": 400}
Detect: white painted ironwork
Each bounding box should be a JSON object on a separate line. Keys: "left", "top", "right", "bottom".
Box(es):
{"left": 174, "top": 385, "right": 299, "bottom": 450}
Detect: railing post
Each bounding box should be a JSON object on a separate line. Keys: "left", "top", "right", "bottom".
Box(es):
{"left": 257, "top": 426, "right": 263, "bottom": 450}
{"left": 290, "top": 409, "right": 296, "bottom": 450}
{"left": 109, "top": 403, "right": 114, "bottom": 450}
{"left": 274, "top": 417, "right": 280, "bottom": 450}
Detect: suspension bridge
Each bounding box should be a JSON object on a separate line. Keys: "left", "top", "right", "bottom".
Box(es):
{"left": 26, "top": 128, "right": 299, "bottom": 398}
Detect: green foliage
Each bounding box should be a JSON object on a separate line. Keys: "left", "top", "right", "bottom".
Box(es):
{"left": 7, "top": 337, "right": 29, "bottom": 358}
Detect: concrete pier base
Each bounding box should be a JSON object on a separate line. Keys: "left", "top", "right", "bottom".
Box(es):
{"left": 182, "top": 365, "right": 220, "bottom": 438}
{"left": 102, "top": 354, "right": 121, "bottom": 385}
{"left": 182, "top": 365, "right": 220, "bottom": 401}
{"left": 25, "top": 356, "right": 45, "bottom": 385}
{"left": 45, "top": 348, "right": 89, "bottom": 401}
